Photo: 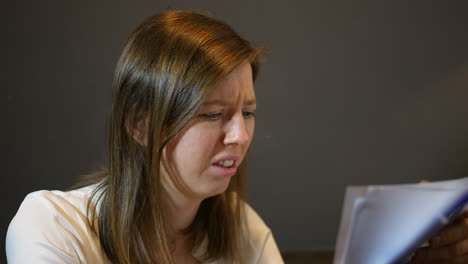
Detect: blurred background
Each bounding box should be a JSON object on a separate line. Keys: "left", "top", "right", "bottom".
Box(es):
{"left": 4, "top": 0, "right": 468, "bottom": 262}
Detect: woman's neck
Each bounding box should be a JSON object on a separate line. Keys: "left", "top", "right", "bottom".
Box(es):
{"left": 165, "top": 191, "right": 202, "bottom": 233}
{"left": 165, "top": 195, "right": 202, "bottom": 263}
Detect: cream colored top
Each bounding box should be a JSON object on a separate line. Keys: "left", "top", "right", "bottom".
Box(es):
{"left": 6, "top": 185, "right": 284, "bottom": 264}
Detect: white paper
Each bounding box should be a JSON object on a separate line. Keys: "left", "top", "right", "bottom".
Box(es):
{"left": 334, "top": 177, "right": 468, "bottom": 264}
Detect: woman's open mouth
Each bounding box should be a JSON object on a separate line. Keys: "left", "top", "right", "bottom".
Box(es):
{"left": 214, "top": 160, "right": 235, "bottom": 168}
{"left": 211, "top": 160, "right": 237, "bottom": 176}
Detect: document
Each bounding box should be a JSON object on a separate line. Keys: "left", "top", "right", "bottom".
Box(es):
{"left": 334, "top": 177, "right": 468, "bottom": 264}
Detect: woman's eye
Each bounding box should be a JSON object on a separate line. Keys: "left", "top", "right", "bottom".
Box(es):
{"left": 243, "top": 111, "right": 256, "bottom": 119}
{"left": 200, "top": 113, "right": 223, "bottom": 120}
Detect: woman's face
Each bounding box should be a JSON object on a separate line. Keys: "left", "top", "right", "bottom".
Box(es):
{"left": 162, "top": 62, "right": 256, "bottom": 201}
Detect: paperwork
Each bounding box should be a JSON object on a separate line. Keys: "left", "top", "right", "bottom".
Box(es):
{"left": 334, "top": 177, "right": 468, "bottom": 264}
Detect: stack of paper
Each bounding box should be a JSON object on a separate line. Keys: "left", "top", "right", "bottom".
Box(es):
{"left": 334, "top": 177, "right": 468, "bottom": 264}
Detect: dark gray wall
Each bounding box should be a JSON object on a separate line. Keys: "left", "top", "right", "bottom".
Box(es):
{"left": 4, "top": 0, "right": 468, "bottom": 261}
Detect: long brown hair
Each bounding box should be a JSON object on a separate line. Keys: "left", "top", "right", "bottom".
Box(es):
{"left": 79, "top": 11, "right": 263, "bottom": 264}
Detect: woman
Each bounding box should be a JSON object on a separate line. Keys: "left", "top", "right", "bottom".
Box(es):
{"left": 7, "top": 11, "right": 284, "bottom": 264}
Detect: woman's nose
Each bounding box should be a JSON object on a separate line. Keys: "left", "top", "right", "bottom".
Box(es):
{"left": 223, "top": 114, "right": 251, "bottom": 146}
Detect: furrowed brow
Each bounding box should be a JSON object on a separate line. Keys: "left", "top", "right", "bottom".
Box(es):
{"left": 245, "top": 98, "right": 257, "bottom": 106}
{"left": 203, "top": 98, "right": 256, "bottom": 106}
{"left": 203, "top": 99, "right": 228, "bottom": 106}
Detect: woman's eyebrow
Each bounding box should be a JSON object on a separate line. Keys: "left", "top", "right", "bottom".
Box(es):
{"left": 203, "top": 98, "right": 257, "bottom": 106}
{"left": 244, "top": 98, "right": 257, "bottom": 106}
{"left": 204, "top": 99, "right": 228, "bottom": 106}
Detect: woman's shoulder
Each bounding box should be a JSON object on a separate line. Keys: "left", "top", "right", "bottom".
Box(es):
{"left": 6, "top": 184, "right": 108, "bottom": 263}
{"left": 13, "top": 184, "right": 100, "bottom": 222}
{"left": 241, "top": 201, "right": 284, "bottom": 263}
{"left": 243, "top": 202, "right": 271, "bottom": 236}
{"left": 25, "top": 184, "right": 97, "bottom": 206}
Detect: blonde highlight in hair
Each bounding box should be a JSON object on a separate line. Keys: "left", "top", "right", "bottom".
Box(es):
{"left": 78, "top": 11, "right": 263, "bottom": 264}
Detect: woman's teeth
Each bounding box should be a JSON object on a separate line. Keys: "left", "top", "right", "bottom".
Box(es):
{"left": 216, "top": 160, "right": 234, "bottom": 168}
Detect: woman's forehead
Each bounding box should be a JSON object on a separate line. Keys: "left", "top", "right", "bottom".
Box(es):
{"left": 204, "top": 63, "right": 255, "bottom": 105}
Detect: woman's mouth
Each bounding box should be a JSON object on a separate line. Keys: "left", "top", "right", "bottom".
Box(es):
{"left": 214, "top": 160, "right": 235, "bottom": 168}
{"left": 211, "top": 159, "right": 237, "bottom": 176}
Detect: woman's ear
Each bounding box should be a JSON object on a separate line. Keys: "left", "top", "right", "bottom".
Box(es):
{"left": 126, "top": 115, "right": 149, "bottom": 146}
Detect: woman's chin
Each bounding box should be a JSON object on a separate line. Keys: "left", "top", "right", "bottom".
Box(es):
{"left": 198, "top": 179, "right": 231, "bottom": 199}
